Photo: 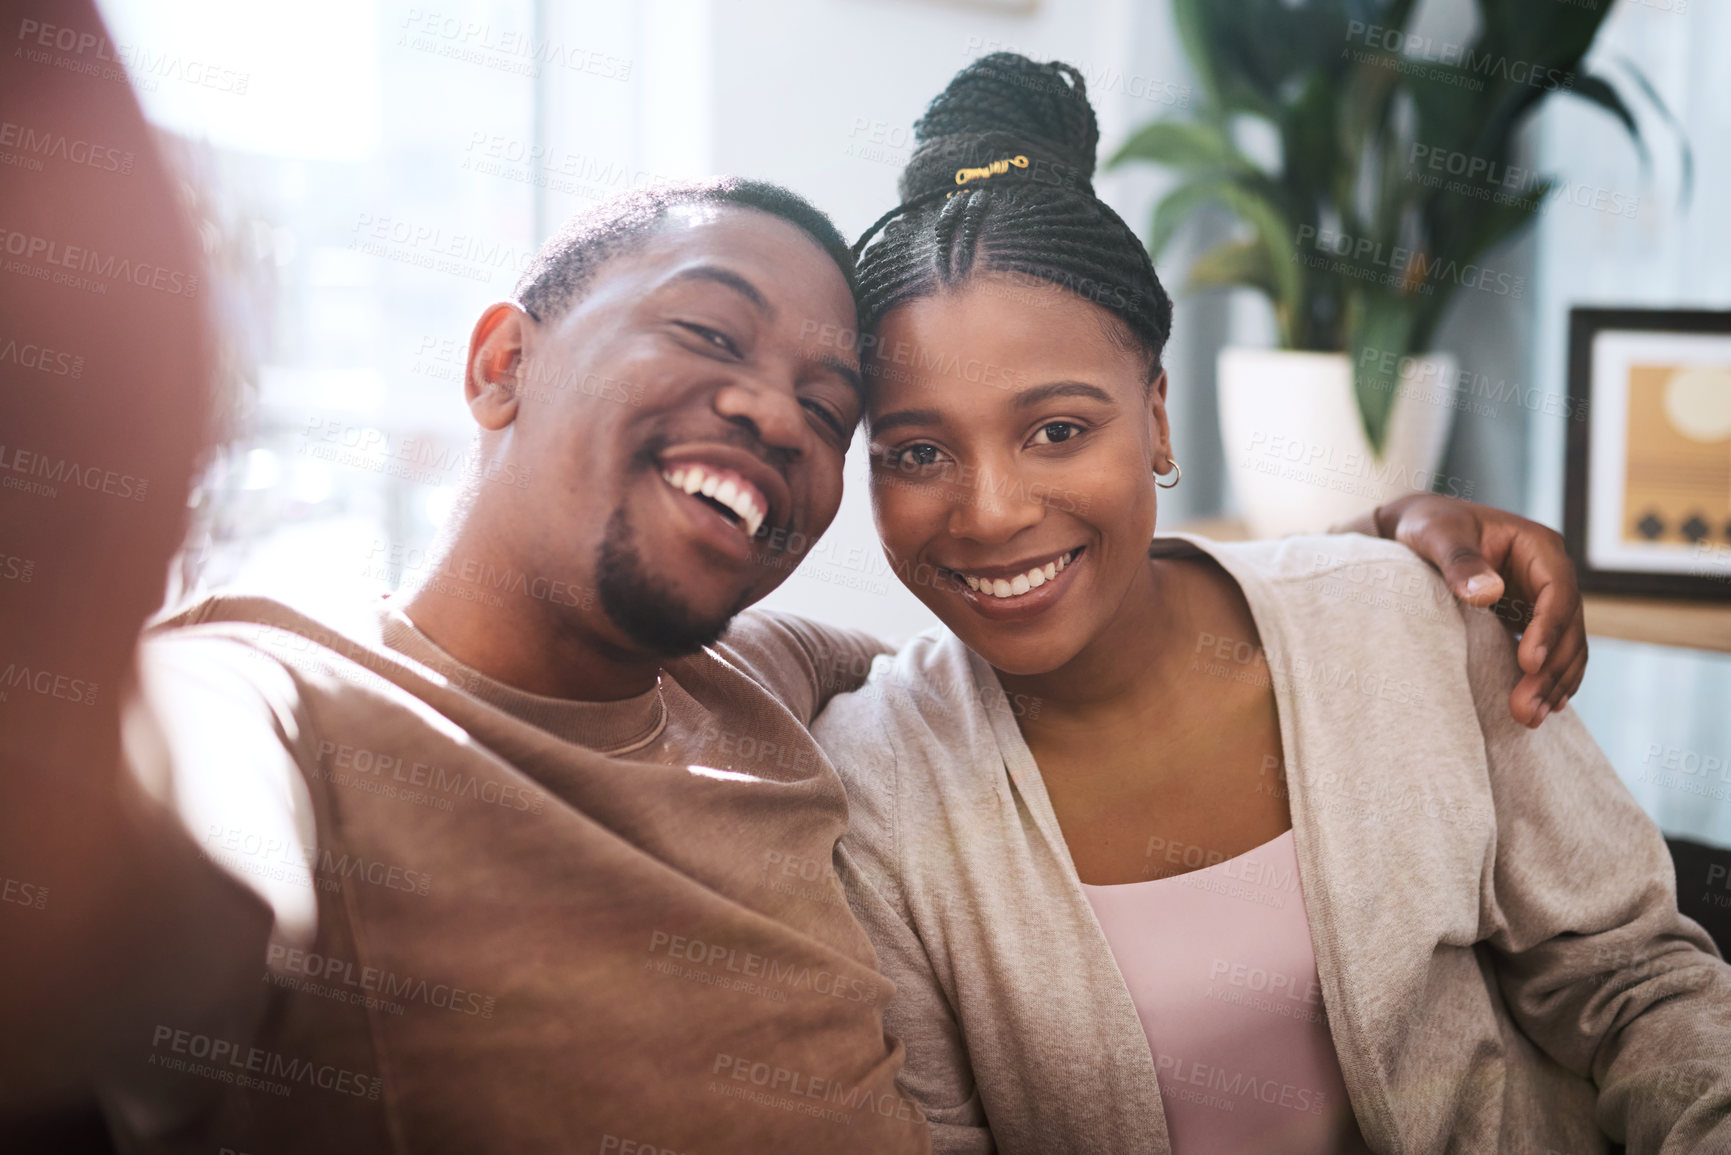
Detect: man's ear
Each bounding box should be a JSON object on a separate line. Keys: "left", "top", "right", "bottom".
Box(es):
{"left": 1147, "top": 368, "right": 1173, "bottom": 470}
{"left": 465, "top": 302, "right": 530, "bottom": 431}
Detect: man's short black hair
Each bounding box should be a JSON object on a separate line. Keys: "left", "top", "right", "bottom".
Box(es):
{"left": 513, "top": 178, "right": 857, "bottom": 324}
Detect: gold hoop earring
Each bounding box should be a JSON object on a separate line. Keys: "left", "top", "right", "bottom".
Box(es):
{"left": 1155, "top": 458, "right": 1181, "bottom": 489}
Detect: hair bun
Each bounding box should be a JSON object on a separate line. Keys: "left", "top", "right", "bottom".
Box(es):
{"left": 898, "top": 53, "right": 1100, "bottom": 201}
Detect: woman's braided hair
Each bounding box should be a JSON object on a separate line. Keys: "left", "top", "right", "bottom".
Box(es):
{"left": 854, "top": 53, "right": 1174, "bottom": 380}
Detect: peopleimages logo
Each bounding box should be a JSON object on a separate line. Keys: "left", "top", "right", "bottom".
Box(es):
{"left": 1240, "top": 429, "right": 1476, "bottom": 503}
{"left": 13, "top": 18, "right": 251, "bottom": 94}
{"left": 202, "top": 824, "right": 434, "bottom": 897}
{"left": 149, "top": 1025, "right": 382, "bottom": 1099}
{"left": 2, "top": 874, "right": 49, "bottom": 910}
{"left": 0, "top": 443, "right": 149, "bottom": 502}
{"left": 1294, "top": 224, "right": 1524, "bottom": 299}
{"left": 1343, "top": 21, "right": 1574, "bottom": 93}
{"left": 0, "top": 661, "right": 98, "bottom": 705}
{"left": 1407, "top": 143, "right": 1639, "bottom": 220}
{"left": 0, "top": 333, "right": 84, "bottom": 378}
{"left": 266, "top": 943, "right": 496, "bottom": 1018}
{"left": 709, "top": 1052, "right": 927, "bottom": 1125}
{"left": 1358, "top": 348, "right": 1587, "bottom": 422}
{"left": 397, "top": 9, "right": 632, "bottom": 81}
{"left": 0, "top": 119, "right": 134, "bottom": 175}
{"left": 648, "top": 931, "right": 879, "bottom": 1005}
{"left": 0, "top": 228, "right": 199, "bottom": 298}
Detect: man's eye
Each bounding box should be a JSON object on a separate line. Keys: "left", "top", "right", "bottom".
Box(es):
{"left": 681, "top": 323, "right": 740, "bottom": 357}
{"left": 1030, "top": 421, "right": 1083, "bottom": 446}
{"left": 802, "top": 399, "right": 846, "bottom": 438}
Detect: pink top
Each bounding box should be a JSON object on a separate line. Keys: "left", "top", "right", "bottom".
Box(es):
{"left": 1080, "top": 828, "right": 1370, "bottom": 1154}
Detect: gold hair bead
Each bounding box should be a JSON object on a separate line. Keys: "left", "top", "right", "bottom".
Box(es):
{"left": 953, "top": 155, "right": 1029, "bottom": 186}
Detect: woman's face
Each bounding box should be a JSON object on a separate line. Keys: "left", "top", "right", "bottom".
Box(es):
{"left": 865, "top": 274, "right": 1172, "bottom": 676}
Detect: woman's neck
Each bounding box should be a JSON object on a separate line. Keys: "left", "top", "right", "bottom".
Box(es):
{"left": 995, "top": 553, "right": 1211, "bottom": 729}
{"left": 993, "top": 547, "right": 1288, "bottom": 886}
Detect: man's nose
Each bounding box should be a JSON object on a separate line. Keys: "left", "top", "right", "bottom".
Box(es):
{"left": 713, "top": 378, "right": 807, "bottom": 457}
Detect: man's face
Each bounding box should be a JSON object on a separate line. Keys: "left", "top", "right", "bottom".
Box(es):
{"left": 492, "top": 206, "right": 861, "bottom": 657}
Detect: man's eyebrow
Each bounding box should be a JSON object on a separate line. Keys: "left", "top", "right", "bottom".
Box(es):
{"left": 868, "top": 407, "right": 943, "bottom": 435}
{"left": 665, "top": 265, "right": 772, "bottom": 316}
{"left": 816, "top": 353, "right": 864, "bottom": 399}
{"left": 1012, "top": 381, "right": 1116, "bottom": 409}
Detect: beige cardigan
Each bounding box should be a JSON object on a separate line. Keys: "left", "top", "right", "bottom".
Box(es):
{"left": 816, "top": 533, "right": 1731, "bottom": 1155}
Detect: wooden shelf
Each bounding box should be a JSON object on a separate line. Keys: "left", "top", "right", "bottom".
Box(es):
{"left": 1581, "top": 593, "right": 1731, "bottom": 655}
{"left": 1170, "top": 517, "right": 1731, "bottom": 655}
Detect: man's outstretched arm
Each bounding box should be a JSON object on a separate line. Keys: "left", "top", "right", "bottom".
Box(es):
{"left": 0, "top": 0, "right": 265, "bottom": 1113}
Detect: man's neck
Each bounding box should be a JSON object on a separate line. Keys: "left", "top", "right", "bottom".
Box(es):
{"left": 394, "top": 538, "right": 663, "bottom": 703}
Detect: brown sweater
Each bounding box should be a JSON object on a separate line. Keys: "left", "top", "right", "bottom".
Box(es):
{"left": 108, "top": 593, "right": 927, "bottom": 1155}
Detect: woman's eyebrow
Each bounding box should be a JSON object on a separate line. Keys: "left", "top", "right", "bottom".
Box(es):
{"left": 1012, "top": 381, "right": 1115, "bottom": 410}
{"left": 868, "top": 407, "right": 943, "bottom": 435}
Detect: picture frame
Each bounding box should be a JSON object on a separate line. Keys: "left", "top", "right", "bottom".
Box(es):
{"left": 1564, "top": 307, "right": 1731, "bottom": 600}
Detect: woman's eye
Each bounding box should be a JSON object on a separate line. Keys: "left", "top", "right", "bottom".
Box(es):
{"left": 893, "top": 444, "right": 943, "bottom": 468}
{"left": 681, "top": 323, "right": 740, "bottom": 357}
{"left": 1031, "top": 421, "right": 1083, "bottom": 446}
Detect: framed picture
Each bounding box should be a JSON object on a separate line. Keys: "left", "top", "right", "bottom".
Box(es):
{"left": 1565, "top": 308, "right": 1731, "bottom": 600}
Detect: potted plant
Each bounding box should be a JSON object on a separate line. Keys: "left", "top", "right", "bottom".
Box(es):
{"left": 1110, "top": 0, "right": 1686, "bottom": 535}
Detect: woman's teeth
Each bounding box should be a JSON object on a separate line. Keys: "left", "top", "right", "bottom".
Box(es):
{"left": 662, "top": 463, "right": 766, "bottom": 537}
{"left": 959, "top": 550, "right": 1076, "bottom": 599}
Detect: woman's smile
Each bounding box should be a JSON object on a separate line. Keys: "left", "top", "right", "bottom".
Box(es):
{"left": 938, "top": 545, "right": 1087, "bottom": 620}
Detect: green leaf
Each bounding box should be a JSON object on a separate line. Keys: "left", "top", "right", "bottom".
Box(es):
{"left": 1277, "top": 71, "right": 1338, "bottom": 213}
{"left": 1125, "top": 0, "right": 1681, "bottom": 447}
{"left": 1170, "top": 0, "right": 1222, "bottom": 115}
{"left": 1614, "top": 56, "right": 1693, "bottom": 203}
{"left": 1563, "top": 74, "right": 1649, "bottom": 168}
{"left": 1147, "top": 178, "right": 1226, "bottom": 258}
{"left": 1470, "top": 177, "right": 1554, "bottom": 255}
{"left": 1184, "top": 238, "right": 1275, "bottom": 297}
{"left": 1472, "top": 0, "right": 1607, "bottom": 78}
{"left": 1348, "top": 293, "right": 1418, "bottom": 454}
{"left": 1108, "top": 120, "right": 1244, "bottom": 171}
{"left": 1170, "top": 0, "right": 1276, "bottom": 118}
{"left": 1213, "top": 181, "right": 1302, "bottom": 341}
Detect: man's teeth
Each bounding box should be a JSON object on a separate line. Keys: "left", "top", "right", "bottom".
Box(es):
{"left": 662, "top": 464, "right": 766, "bottom": 537}
{"left": 960, "top": 551, "right": 1073, "bottom": 599}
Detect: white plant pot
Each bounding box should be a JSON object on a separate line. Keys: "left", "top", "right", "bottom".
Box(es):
{"left": 1218, "top": 348, "right": 1459, "bottom": 538}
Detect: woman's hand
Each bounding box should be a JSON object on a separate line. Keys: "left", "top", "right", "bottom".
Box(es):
{"left": 1352, "top": 495, "right": 1586, "bottom": 729}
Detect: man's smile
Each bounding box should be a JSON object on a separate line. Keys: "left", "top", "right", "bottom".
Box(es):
{"left": 660, "top": 462, "right": 767, "bottom": 538}
{"left": 644, "top": 445, "right": 799, "bottom": 573}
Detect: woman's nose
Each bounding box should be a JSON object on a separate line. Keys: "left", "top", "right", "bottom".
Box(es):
{"left": 945, "top": 464, "right": 1044, "bottom": 543}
